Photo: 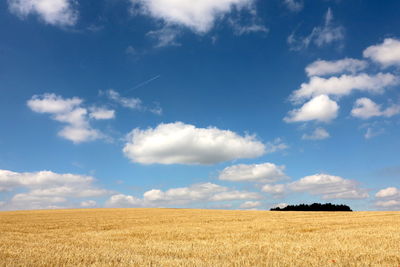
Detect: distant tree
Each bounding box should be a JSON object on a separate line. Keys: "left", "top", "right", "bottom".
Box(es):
{"left": 270, "top": 203, "right": 352, "bottom": 212}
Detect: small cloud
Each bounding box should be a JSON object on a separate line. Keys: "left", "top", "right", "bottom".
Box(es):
{"left": 8, "top": 0, "right": 78, "bottom": 27}
{"left": 80, "top": 200, "right": 96, "bottom": 208}
{"left": 284, "top": 95, "right": 339, "bottom": 123}
{"left": 149, "top": 102, "right": 163, "bottom": 115}
{"left": 265, "top": 138, "right": 288, "bottom": 153}
{"left": 289, "top": 73, "right": 398, "bottom": 103}
{"left": 351, "top": 98, "right": 400, "bottom": 120}
{"left": 363, "top": 38, "right": 400, "bottom": 68}
{"left": 374, "top": 186, "right": 400, "bottom": 210}
{"left": 262, "top": 184, "right": 286, "bottom": 198}
{"left": 282, "top": 0, "right": 303, "bottom": 13}
{"left": 89, "top": 107, "right": 115, "bottom": 120}
{"left": 305, "top": 58, "right": 368, "bottom": 77}
{"left": 27, "top": 93, "right": 106, "bottom": 143}
{"left": 125, "top": 45, "right": 137, "bottom": 55}
{"left": 209, "top": 191, "right": 261, "bottom": 201}
{"left": 302, "top": 127, "right": 330, "bottom": 140}
{"left": 375, "top": 200, "right": 400, "bottom": 209}
{"left": 376, "top": 187, "right": 400, "bottom": 198}
{"left": 86, "top": 24, "right": 104, "bottom": 32}
{"left": 239, "top": 201, "right": 261, "bottom": 209}
{"left": 147, "top": 27, "right": 181, "bottom": 48}
{"left": 219, "top": 163, "right": 287, "bottom": 183}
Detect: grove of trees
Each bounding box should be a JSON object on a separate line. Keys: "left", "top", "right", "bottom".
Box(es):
{"left": 270, "top": 203, "right": 352, "bottom": 211}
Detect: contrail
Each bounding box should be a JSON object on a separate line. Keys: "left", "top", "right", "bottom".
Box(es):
{"left": 126, "top": 75, "right": 161, "bottom": 93}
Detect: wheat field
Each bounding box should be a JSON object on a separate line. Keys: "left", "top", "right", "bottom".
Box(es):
{"left": 0, "top": 209, "right": 399, "bottom": 266}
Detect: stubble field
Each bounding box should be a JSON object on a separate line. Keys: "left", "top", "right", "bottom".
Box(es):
{"left": 0, "top": 208, "right": 399, "bottom": 266}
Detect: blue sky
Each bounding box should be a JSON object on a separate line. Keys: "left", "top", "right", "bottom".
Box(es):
{"left": 1, "top": 0, "right": 400, "bottom": 211}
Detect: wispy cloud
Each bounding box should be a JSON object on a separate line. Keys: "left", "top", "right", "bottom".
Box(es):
{"left": 288, "top": 8, "right": 344, "bottom": 51}
{"left": 102, "top": 89, "right": 162, "bottom": 115}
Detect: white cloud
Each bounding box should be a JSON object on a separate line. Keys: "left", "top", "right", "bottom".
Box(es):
{"left": 106, "top": 182, "right": 261, "bottom": 208}
{"left": 209, "top": 191, "right": 261, "bottom": 201}
{"left": 27, "top": 93, "right": 105, "bottom": 143}
{"left": 351, "top": 98, "right": 400, "bottom": 119}
{"left": 130, "top": 0, "right": 255, "bottom": 34}
{"left": 8, "top": 0, "right": 78, "bottom": 26}
{"left": 363, "top": 38, "right": 400, "bottom": 68}
{"left": 239, "top": 201, "right": 261, "bottom": 209}
{"left": 374, "top": 187, "right": 400, "bottom": 210}
{"left": 375, "top": 200, "right": 400, "bottom": 208}
{"left": 0, "top": 169, "right": 110, "bottom": 210}
{"left": 89, "top": 107, "right": 115, "bottom": 120}
{"left": 25, "top": 186, "right": 108, "bottom": 198}
{"left": 289, "top": 173, "right": 369, "bottom": 199}
{"left": 351, "top": 98, "right": 381, "bottom": 119}
{"left": 10, "top": 194, "right": 66, "bottom": 210}
{"left": 0, "top": 169, "right": 93, "bottom": 190}
{"left": 288, "top": 8, "right": 344, "bottom": 51}
{"left": 104, "top": 89, "right": 142, "bottom": 110}
{"left": 143, "top": 183, "right": 226, "bottom": 203}
{"left": 80, "top": 200, "right": 97, "bottom": 208}
{"left": 105, "top": 194, "right": 143, "bottom": 208}
{"left": 302, "top": 127, "right": 330, "bottom": 140}
{"left": 305, "top": 58, "right": 368, "bottom": 77}
{"left": 261, "top": 184, "right": 286, "bottom": 196}
{"left": 57, "top": 126, "right": 101, "bottom": 143}
{"left": 376, "top": 187, "right": 400, "bottom": 198}
{"left": 282, "top": 0, "right": 303, "bottom": 13}
{"left": 28, "top": 93, "right": 82, "bottom": 113}
{"left": 284, "top": 95, "right": 339, "bottom": 123}
{"left": 290, "top": 73, "right": 398, "bottom": 103}
{"left": 218, "top": 163, "right": 287, "bottom": 183}
{"left": 123, "top": 122, "right": 266, "bottom": 165}
{"left": 53, "top": 107, "right": 87, "bottom": 125}
{"left": 286, "top": 38, "right": 400, "bottom": 139}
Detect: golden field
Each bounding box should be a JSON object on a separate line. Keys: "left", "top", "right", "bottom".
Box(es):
{"left": 0, "top": 209, "right": 399, "bottom": 266}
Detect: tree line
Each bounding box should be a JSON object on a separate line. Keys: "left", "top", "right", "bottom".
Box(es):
{"left": 270, "top": 203, "right": 352, "bottom": 211}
